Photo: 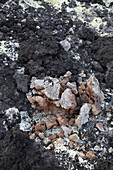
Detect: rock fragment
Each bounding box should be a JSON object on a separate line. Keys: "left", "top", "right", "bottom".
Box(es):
{"left": 44, "top": 77, "right": 61, "bottom": 100}
{"left": 75, "top": 103, "right": 91, "bottom": 128}
{"left": 49, "top": 134, "right": 57, "bottom": 140}
{"left": 43, "top": 138, "right": 51, "bottom": 146}
{"left": 38, "top": 132, "right": 45, "bottom": 139}
{"left": 69, "top": 118, "right": 75, "bottom": 126}
{"left": 61, "top": 125, "right": 72, "bottom": 137}
{"left": 60, "top": 39, "right": 71, "bottom": 52}
{"left": 45, "top": 115, "right": 58, "bottom": 129}
{"left": 86, "top": 151, "right": 96, "bottom": 160}
{"left": 35, "top": 96, "right": 48, "bottom": 107}
{"left": 60, "top": 88, "right": 77, "bottom": 110}
{"left": 35, "top": 122, "right": 46, "bottom": 132}
{"left": 30, "top": 77, "right": 44, "bottom": 89}
{"left": 56, "top": 138, "right": 64, "bottom": 145}
{"left": 67, "top": 82, "right": 78, "bottom": 95}
{"left": 64, "top": 71, "right": 72, "bottom": 78}
{"left": 56, "top": 112, "right": 68, "bottom": 125}
{"left": 69, "top": 133, "right": 80, "bottom": 142}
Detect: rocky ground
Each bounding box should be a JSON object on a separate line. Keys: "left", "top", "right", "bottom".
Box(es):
{"left": 0, "top": 0, "right": 113, "bottom": 169}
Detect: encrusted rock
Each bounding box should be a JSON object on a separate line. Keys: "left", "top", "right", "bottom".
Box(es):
{"left": 30, "top": 77, "right": 44, "bottom": 89}
{"left": 61, "top": 125, "right": 72, "bottom": 137}
{"left": 56, "top": 138, "right": 64, "bottom": 145}
{"left": 69, "top": 133, "right": 80, "bottom": 142}
{"left": 44, "top": 77, "right": 61, "bottom": 100}
{"left": 67, "top": 82, "right": 78, "bottom": 95}
{"left": 60, "top": 88, "right": 77, "bottom": 110}
{"left": 86, "top": 151, "right": 96, "bottom": 160}
{"left": 75, "top": 103, "right": 91, "bottom": 128}
{"left": 56, "top": 112, "right": 68, "bottom": 125}
{"left": 45, "top": 115, "right": 58, "bottom": 129}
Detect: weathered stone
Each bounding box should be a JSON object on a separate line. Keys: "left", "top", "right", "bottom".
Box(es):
{"left": 88, "top": 75, "right": 104, "bottom": 103}
{"left": 30, "top": 77, "right": 44, "bottom": 89}
{"left": 59, "top": 76, "right": 69, "bottom": 87}
{"left": 43, "top": 138, "right": 51, "bottom": 146}
{"left": 35, "top": 96, "right": 48, "bottom": 107}
{"left": 44, "top": 77, "right": 61, "bottom": 100}
{"left": 75, "top": 103, "right": 91, "bottom": 128}
{"left": 86, "top": 151, "right": 96, "bottom": 160}
{"left": 45, "top": 115, "right": 57, "bottom": 129}
{"left": 35, "top": 122, "right": 46, "bottom": 132}
{"left": 69, "top": 133, "right": 80, "bottom": 142}
{"left": 67, "top": 82, "right": 78, "bottom": 95}
{"left": 58, "top": 130, "right": 64, "bottom": 138}
{"left": 61, "top": 125, "right": 72, "bottom": 137}
{"left": 69, "top": 118, "right": 75, "bottom": 126}
{"left": 56, "top": 138, "right": 64, "bottom": 145}
{"left": 60, "top": 88, "right": 77, "bottom": 110}
{"left": 56, "top": 112, "right": 68, "bottom": 125}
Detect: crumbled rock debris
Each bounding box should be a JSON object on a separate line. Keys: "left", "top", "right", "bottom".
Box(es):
{"left": 1, "top": 0, "right": 113, "bottom": 169}
{"left": 20, "top": 71, "right": 113, "bottom": 169}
